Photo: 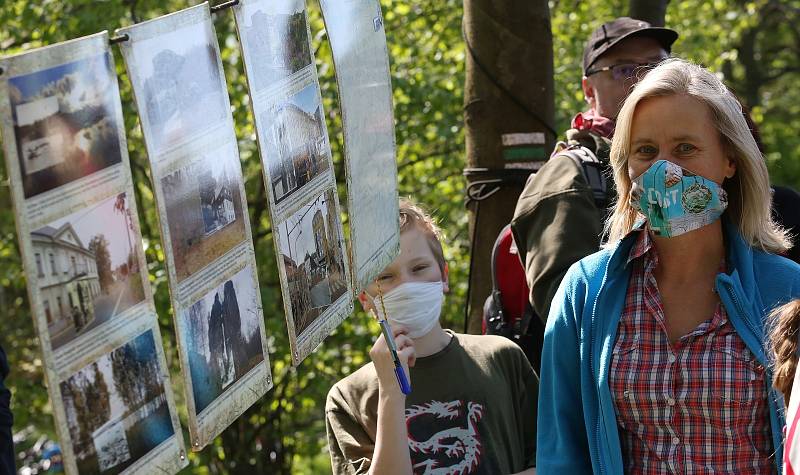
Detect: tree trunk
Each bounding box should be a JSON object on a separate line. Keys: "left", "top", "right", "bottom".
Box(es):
{"left": 463, "top": 0, "right": 554, "bottom": 334}
{"left": 629, "top": 0, "right": 670, "bottom": 26}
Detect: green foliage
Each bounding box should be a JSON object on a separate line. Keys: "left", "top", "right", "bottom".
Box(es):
{"left": 0, "top": 0, "right": 798, "bottom": 474}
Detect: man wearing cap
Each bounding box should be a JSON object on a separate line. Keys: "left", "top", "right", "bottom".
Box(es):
{"left": 510, "top": 17, "right": 678, "bottom": 321}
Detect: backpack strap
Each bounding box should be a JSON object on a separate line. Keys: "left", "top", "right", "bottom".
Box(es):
{"left": 556, "top": 145, "right": 610, "bottom": 210}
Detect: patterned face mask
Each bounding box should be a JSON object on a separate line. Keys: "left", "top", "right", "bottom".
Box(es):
{"left": 630, "top": 160, "right": 728, "bottom": 238}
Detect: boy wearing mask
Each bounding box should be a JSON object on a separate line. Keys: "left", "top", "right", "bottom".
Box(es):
{"left": 325, "top": 199, "right": 538, "bottom": 475}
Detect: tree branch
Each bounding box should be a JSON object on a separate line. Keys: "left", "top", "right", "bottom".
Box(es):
{"left": 128, "top": 0, "right": 140, "bottom": 24}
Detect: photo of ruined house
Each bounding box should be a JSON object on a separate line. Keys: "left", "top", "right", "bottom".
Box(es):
{"left": 130, "top": 20, "right": 228, "bottom": 154}
{"left": 277, "top": 189, "right": 347, "bottom": 336}
{"left": 260, "top": 83, "right": 330, "bottom": 204}
{"left": 181, "top": 265, "right": 265, "bottom": 415}
{"left": 60, "top": 330, "right": 173, "bottom": 475}
{"left": 8, "top": 53, "right": 123, "bottom": 198}
{"left": 237, "top": 0, "right": 313, "bottom": 91}
{"left": 32, "top": 193, "right": 146, "bottom": 350}
{"left": 160, "top": 148, "right": 246, "bottom": 282}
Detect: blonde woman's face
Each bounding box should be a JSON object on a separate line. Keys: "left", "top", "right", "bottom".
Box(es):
{"left": 627, "top": 94, "right": 736, "bottom": 184}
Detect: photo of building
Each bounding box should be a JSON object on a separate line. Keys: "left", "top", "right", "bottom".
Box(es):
{"left": 199, "top": 168, "right": 236, "bottom": 236}
{"left": 161, "top": 146, "right": 247, "bottom": 282}
{"left": 261, "top": 83, "right": 330, "bottom": 204}
{"left": 32, "top": 193, "right": 146, "bottom": 350}
{"left": 278, "top": 189, "right": 346, "bottom": 335}
{"left": 32, "top": 223, "right": 101, "bottom": 342}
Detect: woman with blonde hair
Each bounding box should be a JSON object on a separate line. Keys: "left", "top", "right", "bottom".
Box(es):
{"left": 536, "top": 58, "right": 800, "bottom": 474}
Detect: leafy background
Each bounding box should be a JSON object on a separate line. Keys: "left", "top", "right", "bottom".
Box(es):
{"left": 0, "top": 0, "right": 797, "bottom": 473}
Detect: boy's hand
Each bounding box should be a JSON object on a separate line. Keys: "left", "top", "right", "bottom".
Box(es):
{"left": 370, "top": 324, "right": 415, "bottom": 398}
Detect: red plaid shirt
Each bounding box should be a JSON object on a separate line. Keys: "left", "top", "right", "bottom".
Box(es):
{"left": 609, "top": 230, "right": 773, "bottom": 474}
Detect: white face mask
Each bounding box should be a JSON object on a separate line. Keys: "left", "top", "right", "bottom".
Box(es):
{"left": 370, "top": 281, "right": 444, "bottom": 339}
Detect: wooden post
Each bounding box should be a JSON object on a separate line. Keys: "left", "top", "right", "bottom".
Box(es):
{"left": 463, "top": 0, "right": 554, "bottom": 333}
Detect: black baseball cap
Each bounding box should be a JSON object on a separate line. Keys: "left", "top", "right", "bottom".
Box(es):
{"left": 583, "top": 17, "right": 678, "bottom": 75}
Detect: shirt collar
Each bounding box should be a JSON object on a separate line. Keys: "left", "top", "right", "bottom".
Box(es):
{"left": 627, "top": 220, "right": 653, "bottom": 264}
{"left": 571, "top": 110, "right": 616, "bottom": 140}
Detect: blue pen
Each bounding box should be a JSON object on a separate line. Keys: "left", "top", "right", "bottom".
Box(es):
{"left": 375, "top": 283, "right": 412, "bottom": 395}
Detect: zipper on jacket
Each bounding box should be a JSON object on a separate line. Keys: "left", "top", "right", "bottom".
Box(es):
{"left": 721, "top": 281, "right": 759, "bottom": 341}
{"left": 590, "top": 244, "right": 620, "bottom": 475}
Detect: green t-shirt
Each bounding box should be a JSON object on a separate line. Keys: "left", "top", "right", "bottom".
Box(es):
{"left": 325, "top": 332, "right": 538, "bottom": 474}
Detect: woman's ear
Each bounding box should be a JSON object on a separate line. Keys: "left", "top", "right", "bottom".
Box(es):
{"left": 725, "top": 156, "right": 737, "bottom": 179}
{"left": 442, "top": 263, "right": 450, "bottom": 293}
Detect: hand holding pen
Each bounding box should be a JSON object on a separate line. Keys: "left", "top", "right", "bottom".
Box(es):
{"left": 368, "top": 283, "right": 413, "bottom": 396}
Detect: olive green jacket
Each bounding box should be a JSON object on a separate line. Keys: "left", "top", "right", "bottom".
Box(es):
{"left": 510, "top": 129, "right": 613, "bottom": 321}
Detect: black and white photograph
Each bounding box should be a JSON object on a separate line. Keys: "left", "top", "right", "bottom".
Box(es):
{"left": 277, "top": 189, "right": 347, "bottom": 336}
{"left": 60, "top": 330, "right": 174, "bottom": 475}
{"left": 126, "top": 20, "right": 228, "bottom": 154}
{"left": 32, "top": 193, "right": 146, "bottom": 350}
{"left": 236, "top": 0, "right": 313, "bottom": 91}
{"left": 260, "top": 83, "right": 330, "bottom": 204}
{"left": 8, "top": 53, "right": 123, "bottom": 198}
{"left": 160, "top": 147, "right": 246, "bottom": 282}
{"left": 181, "top": 265, "right": 265, "bottom": 415}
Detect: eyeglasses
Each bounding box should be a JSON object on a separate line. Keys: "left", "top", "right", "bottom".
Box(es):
{"left": 585, "top": 62, "right": 658, "bottom": 81}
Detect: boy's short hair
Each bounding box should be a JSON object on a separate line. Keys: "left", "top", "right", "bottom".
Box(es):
{"left": 399, "top": 198, "right": 446, "bottom": 274}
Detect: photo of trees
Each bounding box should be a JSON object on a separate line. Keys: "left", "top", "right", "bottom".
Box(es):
{"left": 181, "top": 265, "right": 265, "bottom": 415}
{"left": 60, "top": 330, "right": 173, "bottom": 474}
{"left": 238, "top": 0, "right": 313, "bottom": 91}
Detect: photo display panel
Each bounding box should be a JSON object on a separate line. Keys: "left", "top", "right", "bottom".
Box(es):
{"left": 0, "top": 32, "right": 187, "bottom": 474}
{"left": 319, "top": 0, "right": 400, "bottom": 291}
{"left": 233, "top": 0, "right": 353, "bottom": 366}
{"left": 116, "top": 3, "right": 273, "bottom": 450}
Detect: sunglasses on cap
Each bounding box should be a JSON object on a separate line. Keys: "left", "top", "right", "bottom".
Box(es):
{"left": 585, "top": 62, "right": 658, "bottom": 81}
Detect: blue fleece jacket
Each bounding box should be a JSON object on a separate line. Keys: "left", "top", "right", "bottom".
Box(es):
{"left": 536, "top": 222, "right": 800, "bottom": 474}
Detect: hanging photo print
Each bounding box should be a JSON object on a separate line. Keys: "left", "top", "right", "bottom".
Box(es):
{"left": 117, "top": 3, "right": 273, "bottom": 450}
{"left": 274, "top": 188, "right": 351, "bottom": 363}
{"left": 319, "top": 0, "right": 400, "bottom": 291}
{"left": 234, "top": 0, "right": 353, "bottom": 366}
{"left": 0, "top": 32, "right": 186, "bottom": 474}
